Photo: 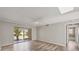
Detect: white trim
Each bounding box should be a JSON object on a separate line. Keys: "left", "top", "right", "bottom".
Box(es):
{"left": 51, "top": 41, "right": 66, "bottom": 47}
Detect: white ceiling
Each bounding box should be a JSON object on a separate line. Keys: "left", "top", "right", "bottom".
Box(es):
{"left": 0, "top": 7, "right": 78, "bottom": 27}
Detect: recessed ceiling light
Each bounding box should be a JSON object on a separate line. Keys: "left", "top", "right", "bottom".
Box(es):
{"left": 58, "top": 7, "right": 74, "bottom": 14}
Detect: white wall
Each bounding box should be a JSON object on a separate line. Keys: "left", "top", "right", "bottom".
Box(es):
{"left": 37, "top": 22, "right": 66, "bottom": 46}
{"left": 0, "top": 21, "right": 14, "bottom": 47}
{"left": 0, "top": 24, "right": 2, "bottom": 50}
{"left": 32, "top": 27, "right": 37, "bottom": 40}
{"left": 37, "top": 19, "right": 79, "bottom": 46}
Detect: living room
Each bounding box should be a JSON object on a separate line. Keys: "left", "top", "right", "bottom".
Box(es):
{"left": 0, "top": 7, "right": 79, "bottom": 51}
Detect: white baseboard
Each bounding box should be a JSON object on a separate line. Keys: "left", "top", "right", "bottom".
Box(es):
{"left": 51, "top": 41, "right": 66, "bottom": 47}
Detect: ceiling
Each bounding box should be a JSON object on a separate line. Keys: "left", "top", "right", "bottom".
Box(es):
{"left": 0, "top": 7, "right": 78, "bottom": 27}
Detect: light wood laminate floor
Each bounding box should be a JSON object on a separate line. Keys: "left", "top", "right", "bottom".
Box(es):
{"left": 1, "top": 40, "right": 65, "bottom": 51}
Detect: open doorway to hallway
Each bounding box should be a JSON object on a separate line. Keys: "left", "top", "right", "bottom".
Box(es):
{"left": 66, "top": 23, "right": 79, "bottom": 51}
{"left": 13, "top": 27, "right": 32, "bottom": 43}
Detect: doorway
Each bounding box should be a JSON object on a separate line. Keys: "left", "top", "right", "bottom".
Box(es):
{"left": 66, "top": 23, "right": 79, "bottom": 50}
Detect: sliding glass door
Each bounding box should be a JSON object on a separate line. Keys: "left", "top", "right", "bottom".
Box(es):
{"left": 14, "top": 27, "right": 30, "bottom": 41}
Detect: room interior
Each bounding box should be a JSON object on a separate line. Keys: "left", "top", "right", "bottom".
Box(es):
{"left": 0, "top": 7, "right": 79, "bottom": 51}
